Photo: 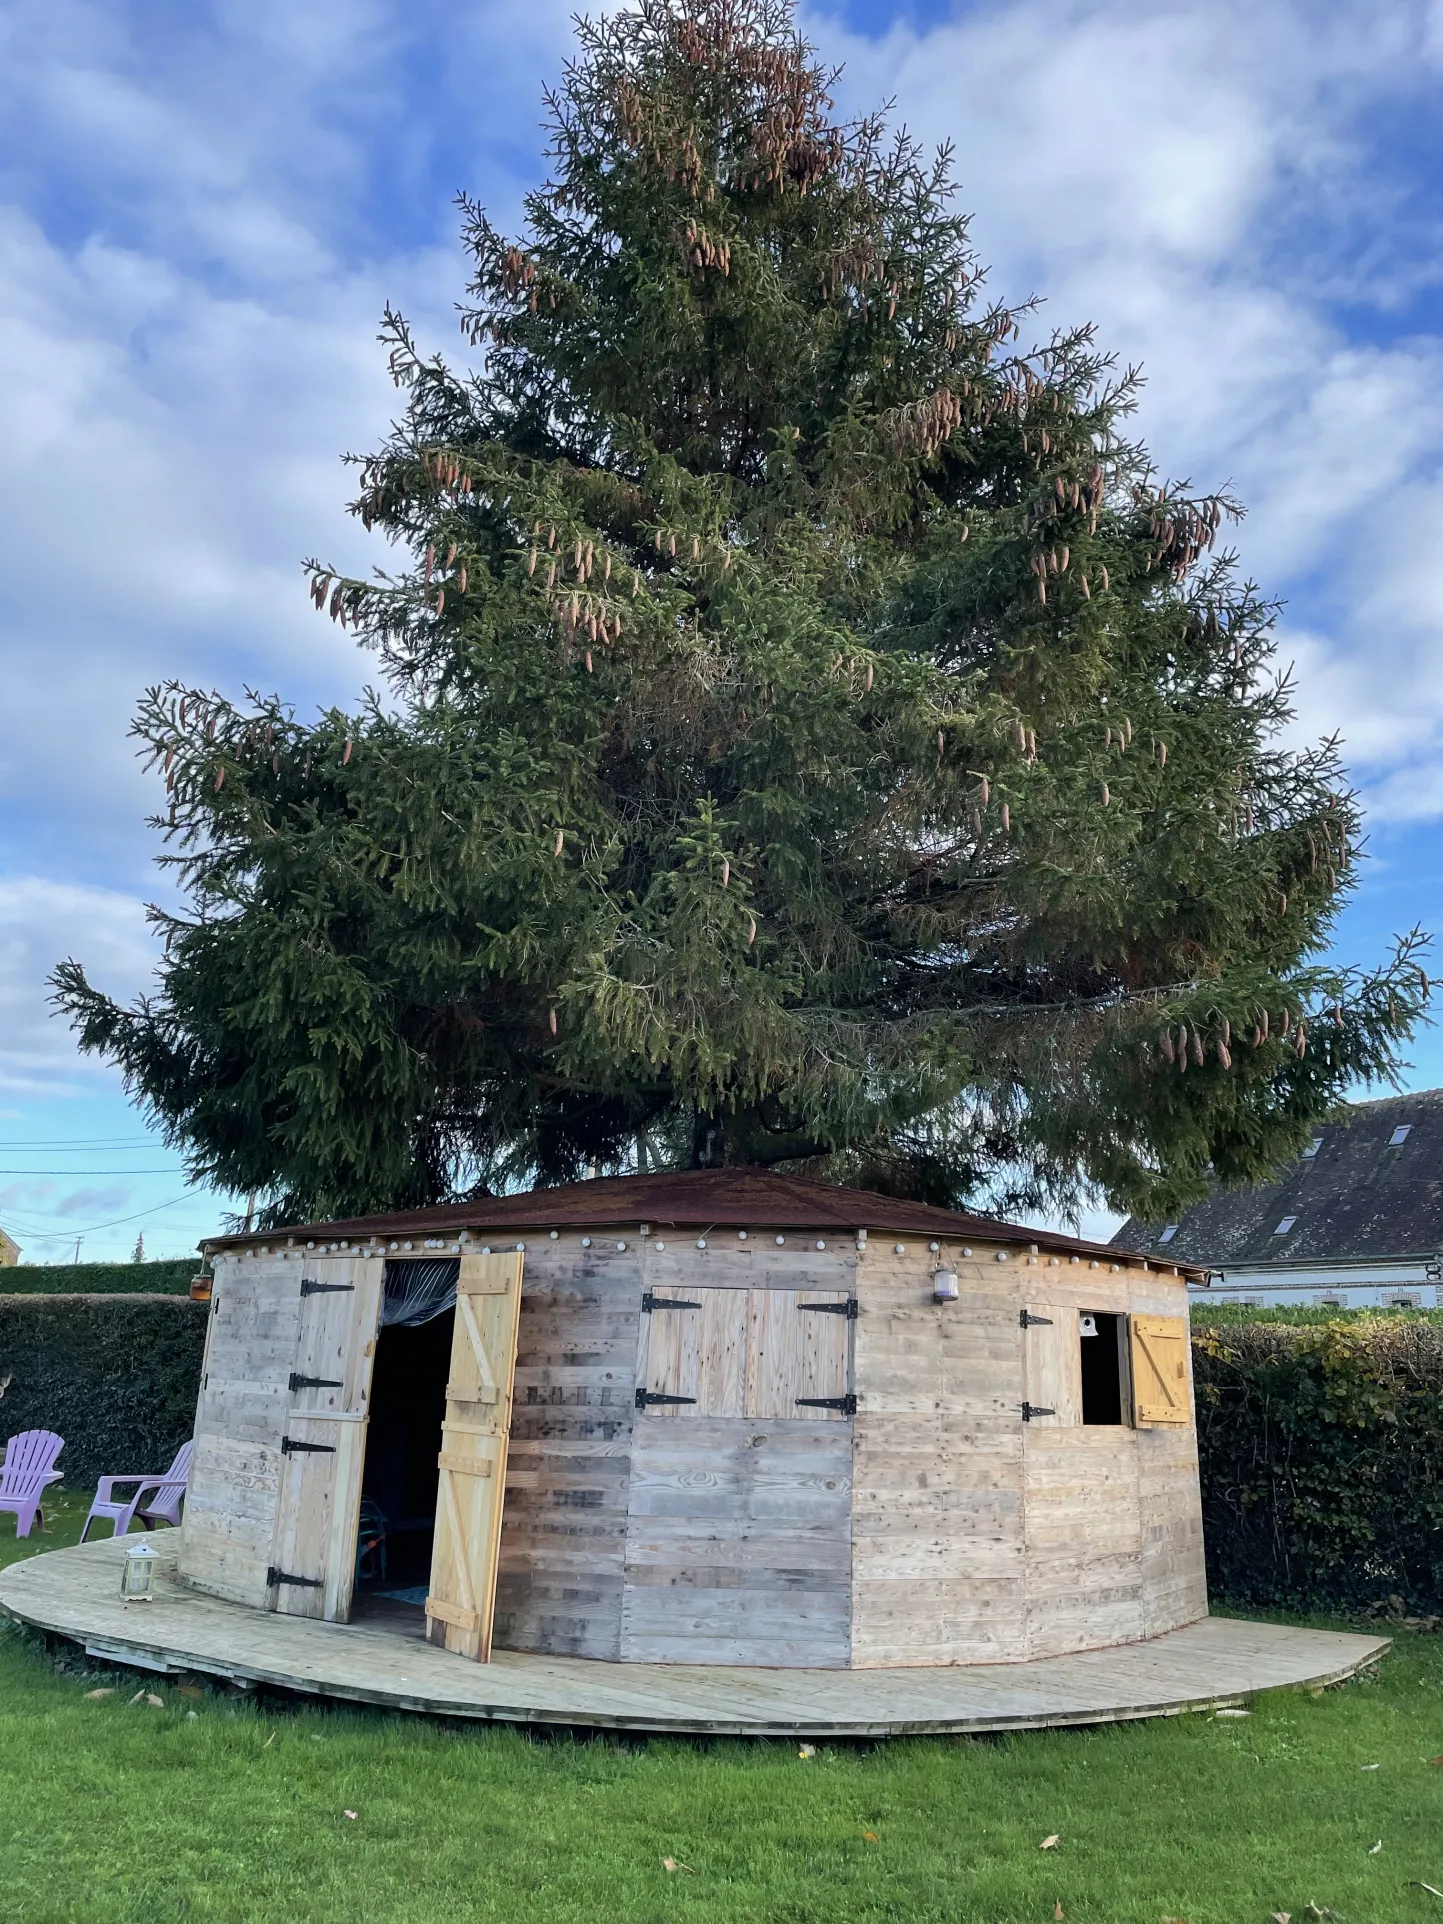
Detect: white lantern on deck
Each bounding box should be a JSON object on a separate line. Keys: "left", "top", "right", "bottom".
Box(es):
{"left": 120, "top": 1539, "right": 159, "bottom": 1601}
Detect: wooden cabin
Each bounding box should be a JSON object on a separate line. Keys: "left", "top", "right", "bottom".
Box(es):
{"left": 184, "top": 1169, "right": 1205, "bottom": 1670}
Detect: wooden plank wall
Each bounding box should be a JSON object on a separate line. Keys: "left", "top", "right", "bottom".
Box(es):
{"left": 851, "top": 1242, "right": 1027, "bottom": 1666}
{"left": 493, "top": 1234, "right": 642, "bottom": 1660}
{"left": 613, "top": 1236, "right": 857, "bottom": 1667}
{"left": 849, "top": 1239, "right": 1206, "bottom": 1668}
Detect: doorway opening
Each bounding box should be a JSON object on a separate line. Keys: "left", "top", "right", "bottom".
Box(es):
{"left": 1079, "top": 1311, "right": 1128, "bottom": 1425}
{"left": 355, "top": 1294, "right": 454, "bottom": 1629}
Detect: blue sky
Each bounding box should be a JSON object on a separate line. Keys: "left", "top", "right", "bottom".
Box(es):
{"left": 1, "top": 0, "right": 1440, "bottom": 1258}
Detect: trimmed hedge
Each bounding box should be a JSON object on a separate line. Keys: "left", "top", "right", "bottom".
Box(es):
{"left": 1193, "top": 1316, "right": 1443, "bottom": 1614}
{"left": 0, "top": 1294, "right": 207, "bottom": 1490}
{"left": 1, "top": 1259, "right": 200, "bottom": 1296}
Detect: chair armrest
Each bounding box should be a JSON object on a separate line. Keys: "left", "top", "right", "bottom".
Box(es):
{"left": 92, "top": 1474, "right": 154, "bottom": 1503}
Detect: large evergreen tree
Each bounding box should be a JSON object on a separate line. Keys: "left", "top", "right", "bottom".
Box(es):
{"left": 54, "top": 0, "right": 1429, "bottom": 1227}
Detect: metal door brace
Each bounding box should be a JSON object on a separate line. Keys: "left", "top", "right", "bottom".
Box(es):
{"left": 800, "top": 1299, "right": 860, "bottom": 1319}
{"left": 1020, "top": 1402, "right": 1056, "bottom": 1421}
{"left": 289, "top": 1373, "right": 344, "bottom": 1392}
{"left": 795, "top": 1393, "right": 858, "bottom": 1414}
{"left": 281, "top": 1436, "right": 337, "bottom": 1455}
{"left": 300, "top": 1278, "right": 356, "bottom": 1297}
{"left": 641, "top": 1292, "right": 703, "bottom": 1312}
{"left": 1020, "top": 1310, "right": 1054, "bottom": 1327}
{"left": 635, "top": 1388, "right": 698, "bottom": 1408}
{"left": 266, "top": 1567, "right": 325, "bottom": 1588}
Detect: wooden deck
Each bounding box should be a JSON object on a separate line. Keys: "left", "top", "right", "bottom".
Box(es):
{"left": 0, "top": 1537, "right": 1389, "bottom": 1738}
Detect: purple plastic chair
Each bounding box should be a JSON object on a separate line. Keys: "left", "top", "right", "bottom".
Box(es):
{"left": 80, "top": 1438, "right": 194, "bottom": 1542}
{"left": 0, "top": 1429, "right": 65, "bottom": 1538}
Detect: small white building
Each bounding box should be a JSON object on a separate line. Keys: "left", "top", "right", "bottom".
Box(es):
{"left": 1113, "top": 1090, "right": 1443, "bottom": 1310}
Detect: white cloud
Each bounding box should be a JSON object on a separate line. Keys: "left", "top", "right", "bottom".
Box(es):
{"left": 820, "top": 0, "right": 1443, "bottom": 816}
{"left": 0, "top": 876, "right": 157, "bottom": 1093}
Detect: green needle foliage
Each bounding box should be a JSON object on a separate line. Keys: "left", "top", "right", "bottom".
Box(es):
{"left": 53, "top": 0, "right": 1429, "bottom": 1227}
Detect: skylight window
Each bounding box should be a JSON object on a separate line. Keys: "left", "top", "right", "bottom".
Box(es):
{"left": 1301, "top": 1137, "right": 1323, "bottom": 1159}
{"left": 1274, "top": 1216, "right": 1297, "bottom": 1235}
{"left": 1159, "top": 1224, "right": 1179, "bottom": 1244}
{"left": 1389, "top": 1125, "right": 1412, "bottom": 1146}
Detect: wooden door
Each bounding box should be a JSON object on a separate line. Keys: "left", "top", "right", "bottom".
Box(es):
{"left": 1129, "top": 1315, "right": 1192, "bottom": 1426}
{"left": 268, "top": 1255, "right": 384, "bottom": 1620}
{"left": 425, "top": 1248, "right": 523, "bottom": 1660}
{"left": 1021, "top": 1305, "right": 1082, "bottom": 1425}
{"left": 180, "top": 1254, "right": 306, "bottom": 1608}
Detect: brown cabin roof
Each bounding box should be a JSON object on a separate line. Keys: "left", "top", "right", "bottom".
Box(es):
{"left": 207, "top": 1166, "right": 1192, "bottom": 1272}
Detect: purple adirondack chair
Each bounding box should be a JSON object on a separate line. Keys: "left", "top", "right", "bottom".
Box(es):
{"left": 80, "top": 1438, "right": 194, "bottom": 1542}
{"left": 0, "top": 1429, "right": 65, "bottom": 1538}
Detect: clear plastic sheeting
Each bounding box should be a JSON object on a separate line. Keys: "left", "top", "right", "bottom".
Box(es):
{"left": 380, "top": 1257, "right": 459, "bottom": 1328}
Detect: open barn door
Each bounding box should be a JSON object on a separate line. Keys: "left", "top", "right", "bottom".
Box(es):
{"left": 425, "top": 1248, "right": 523, "bottom": 1660}
{"left": 268, "top": 1254, "right": 385, "bottom": 1620}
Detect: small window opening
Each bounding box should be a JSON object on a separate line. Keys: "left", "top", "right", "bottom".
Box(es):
{"left": 1389, "top": 1125, "right": 1412, "bottom": 1146}
{"left": 1388, "top": 1291, "right": 1420, "bottom": 1308}
{"left": 1301, "top": 1137, "right": 1323, "bottom": 1159}
{"left": 1158, "top": 1224, "right": 1179, "bottom": 1244}
{"left": 1079, "top": 1310, "right": 1127, "bottom": 1424}
{"left": 1274, "top": 1215, "right": 1297, "bottom": 1235}
{"left": 1318, "top": 1294, "right": 1345, "bottom": 1308}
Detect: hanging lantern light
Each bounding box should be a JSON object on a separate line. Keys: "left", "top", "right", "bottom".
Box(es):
{"left": 120, "top": 1539, "right": 160, "bottom": 1602}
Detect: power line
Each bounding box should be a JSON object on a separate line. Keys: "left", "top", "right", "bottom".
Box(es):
{"left": 0, "top": 1167, "right": 188, "bottom": 1176}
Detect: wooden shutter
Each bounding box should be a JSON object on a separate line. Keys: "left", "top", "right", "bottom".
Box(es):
{"left": 1130, "top": 1314, "right": 1191, "bottom": 1426}
{"left": 748, "top": 1290, "right": 850, "bottom": 1419}
{"left": 268, "top": 1255, "right": 384, "bottom": 1621}
{"left": 638, "top": 1287, "right": 747, "bottom": 1417}
{"left": 180, "top": 1255, "right": 305, "bottom": 1608}
{"left": 1021, "top": 1305, "right": 1082, "bottom": 1425}
{"left": 425, "top": 1248, "right": 523, "bottom": 1661}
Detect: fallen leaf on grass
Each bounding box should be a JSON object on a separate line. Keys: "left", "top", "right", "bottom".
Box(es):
{"left": 185, "top": 1711, "right": 198, "bottom": 1722}
{"left": 179, "top": 1684, "right": 203, "bottom": 1700}
{"left": 1214, "top": 1708, "right": 1250, "bottom": 1719}
{"left": 661, "top": 1858, "right": 694, "bottom": 1875}
{"left": 128, "top": 1689, "right": 147, "bottom": 1706}
{"left": 1160, "top": 1916, "right": 1190, "bottom": 1922}
{"left": 1270, "top": 1912, "right": 1290, "bottom": 1923}
{"left": 1040, "top": 1835, "right": 1060, "bottom": 1851}
{"left": 862, "top": 1832, "right": 880, "bottom": 1844}
{"left": 1304, "top": 1906, "right": 1334, "bottom": 1919}
{"left": 262, "top": 1732, "right": 276, "bottom": 1749}
{"left": 1368, "top": 1841, "right": 1382, "bottom": 1855}
{"left": 84, "top": 1688, "right": 113, "bottom": 1701}
{"left": 1409, "top": 1882, "right": 1443, "bottom": 1900}
{"left": 343, "top": 1810, "right": 358, "bottom": 1821}
{"left": 1429, "top": 1756, "right": 1443, "bottom": 1768}
{"left": 144, "top": 1693, "right": 164, "bottom": 1708}
{"left": 1360, "top": 1763, "right": 1379, "bottom": 1770}
{"left": 1054, "top": 1904, "right": 1064, "bottom": 1920}
{"left": 798, "top": 1744, "right": 815, "bottom": 1759}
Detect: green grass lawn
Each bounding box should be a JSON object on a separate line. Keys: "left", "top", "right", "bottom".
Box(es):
{"left": 1, "top": 1494, "right": 1440, "bottom": 1924}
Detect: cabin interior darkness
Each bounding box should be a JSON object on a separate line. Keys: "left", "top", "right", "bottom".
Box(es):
{"left": 357, "top": 1309, "right": 454, "bottom": 1608}
{"left": 1079, "top": 1311, "right": 1127, "bottom": 1425}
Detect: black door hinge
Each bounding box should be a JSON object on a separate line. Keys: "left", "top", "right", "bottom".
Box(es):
{"left": 1020, "top": 1310, "right": 1054, "bottom": 1328}
{"left": 795, "top": 1393, "right": 858, "bottom": 1414}
{"left": 300, "top": 1278, "right": 356, "bottom": 1297}
{"left": 289, "top": 1373, "right": 344, "bottom": 1392}
{"left": 281, "top": 1436, "right": 337, "bottom": 1456}
{"left": 641, "top": 1291, "right": 703, "bottom": 1313}
{"left": 1020, "top": 1402, "right": 1055, "bottom": 1421}
{"left": 635, "top": 1387, "right": 698, "bottom": 1408}
{"left": 800, "top": 1299, "right": 860, "bottom": 1320}
{"left": 267, "top": 1566, "right": 325, "bottom": 1589}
